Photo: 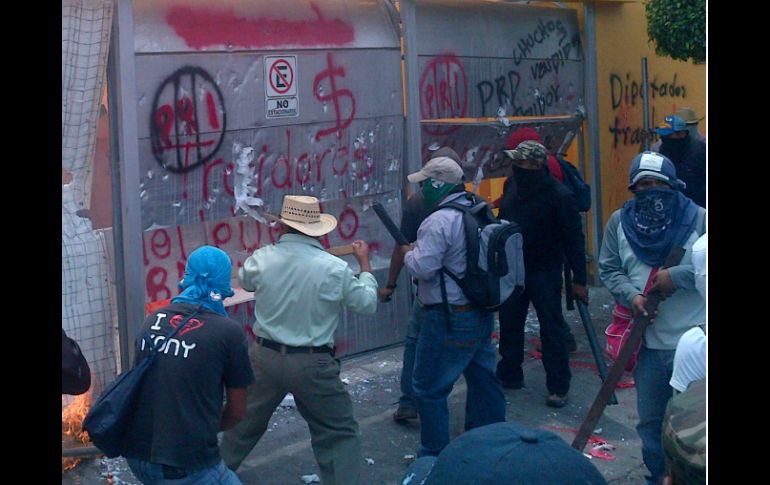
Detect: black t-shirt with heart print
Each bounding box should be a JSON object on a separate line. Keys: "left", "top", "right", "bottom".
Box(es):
{"left": 122, "top": 302, "right": 254, "bottom": 469}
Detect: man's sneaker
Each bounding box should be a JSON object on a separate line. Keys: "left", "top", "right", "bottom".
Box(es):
{"left": 500, "top": 379, "right": 524, "bottom": 390}
{"left": 393, "top": 405, "right": 419, "bottom": 424}
{"left": 546, "top": 393, "right": 569, "bottom": 408}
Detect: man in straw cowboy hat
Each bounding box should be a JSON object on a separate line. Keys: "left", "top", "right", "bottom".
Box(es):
{"left": 221, "top": 195, "right": 378, "bottom": 485}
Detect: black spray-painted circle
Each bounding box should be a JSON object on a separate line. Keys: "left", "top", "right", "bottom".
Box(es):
{"left": 150, "top": 66, "right": 227, "bottom": 174}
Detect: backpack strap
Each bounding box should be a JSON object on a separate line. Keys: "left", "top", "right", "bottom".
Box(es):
{"left": 142, "top": 304, "right": 204, "bottom": 362}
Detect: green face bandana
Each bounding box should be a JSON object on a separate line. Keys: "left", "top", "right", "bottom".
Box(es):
{"left": 421, "top": 178, "right": 458, "bottom": 209}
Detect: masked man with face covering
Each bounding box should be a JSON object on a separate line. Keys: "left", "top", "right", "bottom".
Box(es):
{"left": 495, "top": 140, "right": 587, "bottom": 409}
{"left": 655, "top": 115, "right": 707, "bottom": 208}
{"left": 598, "top": 152, "right": 706, "bottom": 485}
{"left": 403, "top": 152, "right": 506, "bottom": 457}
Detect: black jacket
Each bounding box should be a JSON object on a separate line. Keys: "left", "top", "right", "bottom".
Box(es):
{"left": 499, "top": 171, "right": 587, "bottom": 285}
{"left": 658, "top": 135, "right": 706, "bottom": 208}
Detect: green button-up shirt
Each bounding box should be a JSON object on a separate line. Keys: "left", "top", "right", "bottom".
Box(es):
{"left": 238, "top": 233, "right": 378, "bottom": 347}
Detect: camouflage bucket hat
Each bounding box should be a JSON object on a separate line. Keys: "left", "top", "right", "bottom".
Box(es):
{"left": 504, "top": 140, "right": 548, "bottom": 167}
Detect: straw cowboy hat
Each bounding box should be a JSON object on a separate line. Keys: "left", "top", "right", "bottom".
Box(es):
{"left": 267, "top": 195, "right": 337, "bottom": 237}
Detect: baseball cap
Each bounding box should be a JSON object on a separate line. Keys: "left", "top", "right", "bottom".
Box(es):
{"left": 655, "top": 115, "right": 688, "bottom": 136}
{"left": 628, "top": 151, "right": 685, "bottom": 190}
{"left": 503, "top": 140, "right": 548, "bottom": 167}
{"left": 408, "top": 148, "right": 464, "bottom": 184}
{"left": 404, "top": 422, "right": 607, "bottom": 485}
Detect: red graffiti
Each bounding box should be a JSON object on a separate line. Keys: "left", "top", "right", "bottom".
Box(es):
{"left": 166, "top": 3, "right": 354, "bottom": 50}
{"left": 314, "top": 54, "right": 356, "bottom": 141}
{"left": 420, "top": 54, "right": 468, "bottom": 135}
{"left": 151, "top": 229, "right": 172, "bottom": 259}
{"left": 195, "top": 129, "right": 373, "bottom": 213}
{"left": 146, "top": 266, "right": 171, "bottom": 302}
{"left": 150, "top": 67, "right": 226, "bottom": 174}
{"left": 205, "top": 92, "right": 220, "bottom": 129}
{"left": 337, "top": 206, "right": 360, "bottom": 240}
{"left": 143, "top": 201, "right": 377, "bottom": 303}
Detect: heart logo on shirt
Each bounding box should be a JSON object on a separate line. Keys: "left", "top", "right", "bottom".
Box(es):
{"left": 169, "top": 314, "right": 205, "bottom": 336}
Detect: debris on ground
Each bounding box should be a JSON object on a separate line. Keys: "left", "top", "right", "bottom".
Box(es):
{"left": 300, "top": 473, "right": 321, "bottom": 483}
{"left": 403, "top": 454, "right": 416, "bottom": 463}
{"left": 589, "top": 442, "right": 617, "bottom": 461}
{"left": 365, "top": 457, "right": 375, "bottom": 465}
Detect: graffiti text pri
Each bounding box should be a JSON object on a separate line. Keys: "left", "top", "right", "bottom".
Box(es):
{"left": 151, "top": 66, "right": 226, "bottom": 174}
{"left": 420, "top": 54, "right": 468, "bottom": 135}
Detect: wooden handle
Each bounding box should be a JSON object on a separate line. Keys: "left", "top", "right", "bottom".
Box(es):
{"left": 326, "top": 244, "right": 354, "bottom": 256}
{"left": 224, "top": 287, "right": 254, "bottom": 307}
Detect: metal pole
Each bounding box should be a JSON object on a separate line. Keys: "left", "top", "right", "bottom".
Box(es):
{"left": 641, "top": 57, "right": 650, "bottom": 151}
{"left": 576, "top": 301, "right": 618, "bottom": 405}
{"left": 401, "top": 0, "right": 422, "bottom": 179}
{"left": 400, "top": 0, "right": 422, "bottom": 303}
{"left": 108, "top": 0, "right": 144, "bottom": 371}
{"left": 583, "top": 1, "right": 604, "bottom": 262}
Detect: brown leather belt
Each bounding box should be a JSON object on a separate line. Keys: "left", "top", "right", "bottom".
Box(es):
{"left": 257, "top": 337, "right": 334, "bottom": 355}
{"left": 423, "top": 303, "right": 478, "bottom": 313}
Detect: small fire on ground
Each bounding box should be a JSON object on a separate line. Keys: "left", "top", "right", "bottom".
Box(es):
{"left": 62, "top": 391, "right": 92, "bottom": 472}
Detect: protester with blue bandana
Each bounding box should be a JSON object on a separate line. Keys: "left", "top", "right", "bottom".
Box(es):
{"left": 598, "top": 152, "right": 706, "bottom": 485}
{"left": 123, "top": 245, "right": 254, "bottom": 485}
{"left": 173, "top": 245, "right": 236, "bottom": 316}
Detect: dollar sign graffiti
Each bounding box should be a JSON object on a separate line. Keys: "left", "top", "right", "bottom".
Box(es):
{"left": 314, "top": 53, "right": 356, "bottom": 141}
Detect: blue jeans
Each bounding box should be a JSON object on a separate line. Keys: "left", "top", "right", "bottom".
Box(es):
{"left": 633, "top": 346, "right": 675, "bottom": 484}
{"left": 412, "top": 305, "right": 506, "bottom": 457}
{"left": 127, "top": 458, "right": 241, "bottom": 485}
{"left": 398, "top": 300, "right": 421, "bottom": 410}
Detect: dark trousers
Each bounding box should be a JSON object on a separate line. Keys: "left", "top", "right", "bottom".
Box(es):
{"left": 496, "top": 265, "right": 571, "bottom": 395}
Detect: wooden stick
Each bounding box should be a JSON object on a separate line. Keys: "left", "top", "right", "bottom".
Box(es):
{"left": 326, "top": 244, "right": 354, "bottom": 256}
{"left": 571, "top": 247, "right": 685, "bottom": 451}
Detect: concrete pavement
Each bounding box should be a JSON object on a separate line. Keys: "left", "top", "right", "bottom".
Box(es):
{"left": 62, "top": 285, "right": 650, "bottom": 484}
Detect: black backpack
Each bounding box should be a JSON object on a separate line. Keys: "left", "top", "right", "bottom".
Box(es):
{"left": 433, "top": 192, "right": 525, "bottom": 310}
{"left": 556, "top": 158, "right": 591, "bottom": 212}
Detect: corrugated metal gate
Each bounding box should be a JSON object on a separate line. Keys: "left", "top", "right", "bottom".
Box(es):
{"left": 124, "top": 0, "right": 408, "bottom": 359}
{"left": 108, "top": 0, "right": 587, "bottom": 362}
{"left": 413, "top": 0, "right": 585, "bottom": 182}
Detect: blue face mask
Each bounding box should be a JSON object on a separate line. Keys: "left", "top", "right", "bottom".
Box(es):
{"left": 632, "top": 187, "right": 677, "bottom": 237}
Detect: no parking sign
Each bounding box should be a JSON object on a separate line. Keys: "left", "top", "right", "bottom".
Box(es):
{"left": 265, "top": 56, "right": 298, "bottom": 118}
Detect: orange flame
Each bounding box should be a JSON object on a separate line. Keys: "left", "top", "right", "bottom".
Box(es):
{"left": 62, "top": 391, "right": 92, "bottom": 472}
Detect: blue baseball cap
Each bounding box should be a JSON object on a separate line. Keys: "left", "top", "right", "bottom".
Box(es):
{"left": 655, "top": 115, "right": 688, "bottom": 136}
{"left": 402, "top": 422, "right": 607, "bottom": 485}
{"left": 628, "top": 151, "right": 686, "bottom": 191}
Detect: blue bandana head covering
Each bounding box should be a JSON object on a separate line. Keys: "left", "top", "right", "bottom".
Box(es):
{"left": 620, "top": 187, "right": 699, "bottom": 267}
{"left": 171, "top": 246, "right": 235, "bottom": 316}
